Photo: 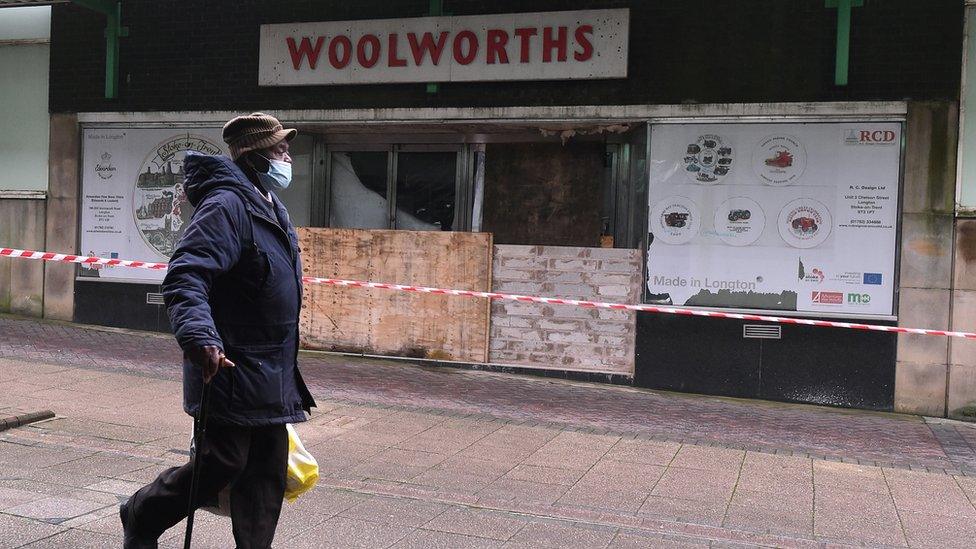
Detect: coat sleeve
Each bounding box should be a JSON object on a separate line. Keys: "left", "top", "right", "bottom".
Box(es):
{"left": 162, "top": 194, "right": 245, "bottom": 352}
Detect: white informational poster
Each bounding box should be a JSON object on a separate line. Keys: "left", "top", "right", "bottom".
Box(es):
{"left": 80, "top": 127, "right": 226, "bottom": 283}
{"left": 646, "top": 122, "right": 901, "bottom": 318}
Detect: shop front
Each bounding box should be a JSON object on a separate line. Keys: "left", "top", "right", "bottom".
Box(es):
{"left": 42, "top": 1, "right": 967, "bottom": 416}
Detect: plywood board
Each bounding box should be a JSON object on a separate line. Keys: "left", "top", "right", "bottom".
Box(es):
{"left": 298, "top": 228, "right": 492, "bottom": 362}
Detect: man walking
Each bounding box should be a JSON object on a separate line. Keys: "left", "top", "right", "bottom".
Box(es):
{"left": 120, "top": 113, "right": 316, "bottom": 548}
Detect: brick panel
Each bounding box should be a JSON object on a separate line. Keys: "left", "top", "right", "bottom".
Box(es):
{"left": 489, "top": 245, "right": 642, "bottom": 375}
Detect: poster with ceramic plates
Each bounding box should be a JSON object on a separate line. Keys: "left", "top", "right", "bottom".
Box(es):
{"left": 80, "top": 127, "right": 226, "bottom": 282}
{"left": 646, "top": 122, "right": 901, "bottom": 318}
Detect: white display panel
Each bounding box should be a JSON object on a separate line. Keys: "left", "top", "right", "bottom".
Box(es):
{"left": 646, "top": 122, "right": 901, "bottom": 318}
{"left": 80, "top": 128, "right": 226, "bottom": 282}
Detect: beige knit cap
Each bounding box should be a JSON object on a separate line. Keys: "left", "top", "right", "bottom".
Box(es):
{"left": 222, "top": 112, "right": 297, "bottom": 160}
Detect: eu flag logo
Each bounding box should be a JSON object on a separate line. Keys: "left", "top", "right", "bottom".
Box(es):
{"left": 863, "top": 273, "right": 883, "bottom": 285}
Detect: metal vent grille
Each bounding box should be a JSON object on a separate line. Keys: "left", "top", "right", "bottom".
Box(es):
{"left": 743, "top": 324, "right": 781, "bottom": 339}
{"left": 146, "top": 293, "right": 165, "bottom": 306}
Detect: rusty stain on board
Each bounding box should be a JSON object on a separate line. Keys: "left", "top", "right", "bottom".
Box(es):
{"left": 298, "top": 228, "right": 492, "bottom": 363}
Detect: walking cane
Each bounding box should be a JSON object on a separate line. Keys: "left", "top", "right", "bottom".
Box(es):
{"left": 183, "top": 373, "right": 214, "bottom": 549}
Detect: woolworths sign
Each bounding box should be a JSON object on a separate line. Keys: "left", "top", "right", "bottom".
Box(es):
{"left": 258, "top": 9, "right": 629, "bottom": 86}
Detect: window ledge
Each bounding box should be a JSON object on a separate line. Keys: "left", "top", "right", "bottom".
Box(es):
{"left": 0, "top": 190, "right": 47, "bottom": 200}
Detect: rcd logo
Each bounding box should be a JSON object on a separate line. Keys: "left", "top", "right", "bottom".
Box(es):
{"left": 845, "top": 129, "right": 897, "bottom": 146}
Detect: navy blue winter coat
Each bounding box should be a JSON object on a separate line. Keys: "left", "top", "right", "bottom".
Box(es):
{"left": 163, "top": 153, "right": 315, "bottom": 426}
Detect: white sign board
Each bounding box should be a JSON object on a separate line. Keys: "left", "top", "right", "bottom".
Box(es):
{"left": 80, "top": 128, "right": 225, "bottom": 283}
{"left": 646, "top": 122, "right": 902, "bottom": 318}
{"left": 259, "top": 9, "right": 628, "bottom": 86}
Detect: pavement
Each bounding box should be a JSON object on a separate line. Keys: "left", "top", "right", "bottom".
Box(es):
{"left": 0, "top": 315, "right": 975, "bottom": 548}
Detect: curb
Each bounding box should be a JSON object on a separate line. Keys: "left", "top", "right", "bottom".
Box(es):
{"left": 0, "top": 410, "right": 56, "bottom": 432}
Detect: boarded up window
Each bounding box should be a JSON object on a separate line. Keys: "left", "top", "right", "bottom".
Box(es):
{"left": 483, "top": 142, "right": 604, "bottom": 247}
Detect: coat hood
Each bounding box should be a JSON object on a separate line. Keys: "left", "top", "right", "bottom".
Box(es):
{"left": 183, "top": 152, "right": 270, "bottom": 213}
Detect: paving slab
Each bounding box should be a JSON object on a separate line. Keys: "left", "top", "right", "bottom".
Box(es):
{"left": 650, "top": 467, "right": 738, "bottom": 502}
{"left": 392, "top": 528, "right": 505, "bottom": 548}
{"left": 0, "top": 486, "right": 49, "bottom": 512}
{"left": 423, "top": 507, "right": 527, "bottom": 541}
{"left": 4, "top": 494, "right": 109, "bottom": 524}
{"left": 504, "top": 463, "right": 585, "bottom": 486}
{"left": 885, "top": 468, "right": 976, "bottom": 517}
{"left": 813, "top": 487, "right": 906, "bottom": 546}
{"left": 21, "top": 528, "right": 120, "bottom": 548}
{"left": 637, "top": 495, "right": 728, "bottom": 527}
{"left": 339, "top": 494, "right": 449, "bottom": 527}
{"left": 724, "top": 490, "right": 814, "bottom": 538}
{"left": 0, "top": 514, "right": 65, "bottom": 548}
{"left": 604, "top": 438, "right": 681, "bottom": 466}
{"left": 506, "top": 519, "right": 617, "bottom": 548}
{"left": 898, "top": 509, "right": 976, "bottom": 549}
{"left": 478, "top": 477, "right": 572, "bottom": 506}
{"left": 608, "top": 530, "right": 710, "bottom": 549}
{"left": 557, "top": 482, "right": 651, "bottom": 514}
{"left": 287, "top": 516, "right": 414, "bottom": 549}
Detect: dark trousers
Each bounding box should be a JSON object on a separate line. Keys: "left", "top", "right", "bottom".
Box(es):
{"left": 128, "top": 423, "right": 288, "bottom": 549}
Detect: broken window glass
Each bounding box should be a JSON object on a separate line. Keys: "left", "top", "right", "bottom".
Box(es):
{"left": 329, "top": 152, "right": 389, "bottom": 229}
{"left": 394, "top": 152, "right": 457, "bottom": 231}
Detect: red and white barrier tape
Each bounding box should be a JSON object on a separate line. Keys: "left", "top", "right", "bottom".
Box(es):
{"left": 3, "top": 247, "right": 974, "bottom": 339}
{"left": 0, "top": 248, "right": 169, "bottom": 270}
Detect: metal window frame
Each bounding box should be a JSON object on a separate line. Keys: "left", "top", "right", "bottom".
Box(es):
{"left": 324, "top": 142, "right": 474, "bottom": 231}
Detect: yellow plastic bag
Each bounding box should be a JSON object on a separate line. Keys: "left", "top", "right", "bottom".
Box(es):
{"left": 284, "top": 423, "right": 319, "bottom": 502}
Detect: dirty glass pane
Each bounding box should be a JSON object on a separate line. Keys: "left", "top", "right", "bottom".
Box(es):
{"left": 329, "top": 151, "right": 389, "bottom": 229}
{"left": 394, "top": 152, "right": 457, "bottom": 231}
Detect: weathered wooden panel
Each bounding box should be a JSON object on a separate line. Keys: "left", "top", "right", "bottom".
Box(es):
{"left": 298, "top": 228, "right": 492, "bottom": 362}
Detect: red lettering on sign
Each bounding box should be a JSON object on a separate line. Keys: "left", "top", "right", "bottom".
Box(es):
{"left": 486, "top": 29, "right": 509, "bottom": 64}
{"left": 453, "top": 30, "right": 478, "bottom": 65}
{"left": 514, "top": 27, "right": 537, "bottom": 63}
{"left": 286, "top": 36, "right": 324, "bottom": 70}
{"left": 407, "top": 31, "right": 449, "bottom": 65}
{"left": 868, "top": 130, "right": 895, "bottom": 142}
{"left": 357, "top": 34, "right": 381, "bottom": 68}
{"left": 329, "top": 35, "right": 352, "bottom": 68}
{"left": 543, "top": 26, "right": 567, "bottom": 62}
{"left": 574, "top": 25, "right": 594, "bottom": 61}
{"left": 859, "top": 130, "right": 872, "bottom": 141}
{"left": 388, "top": 33, "right": 407, "bottom": 67}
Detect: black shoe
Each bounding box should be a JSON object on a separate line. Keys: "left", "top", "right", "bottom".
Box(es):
{"left": 120, "top": 499, "right": 158, "bottom": 549}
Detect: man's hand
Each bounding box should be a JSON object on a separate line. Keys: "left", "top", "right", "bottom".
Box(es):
{"left": 187, "top": 345, "right": 236, "bottom": 384}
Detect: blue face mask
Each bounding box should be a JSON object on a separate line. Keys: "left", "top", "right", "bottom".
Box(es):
{"left": 257, "top": 158, "right": 292, "bottom": 191}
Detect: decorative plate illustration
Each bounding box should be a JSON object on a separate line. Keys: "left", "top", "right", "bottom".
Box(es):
{"left": 778, "top": 198, "right": 832, "bottom": 249}
{"left": 752, "top": 134, "right": 806, "bottom": 186}
{"left": 133, "top": 134, "right": 223, "bottom": 259}
{"left": 683, "top": 134, "right": 733, "bottom": 184}
{"left": 650, "top": 196, "right": 701, "bottom": 245}
{"left": 713, "top": 197, "right": 766, "bottom": 246}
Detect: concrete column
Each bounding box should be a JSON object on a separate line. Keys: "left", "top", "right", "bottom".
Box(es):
{"left": 0, "top": 197, "right": 45, "bottom": 316}
{"left": 43, "top": 113, "right": 79, "bottom": 321}
{"left": 948, "top": 230, "right": 976, "bottom": 419}
{"left": 894, "top": 101, "right": 958, "bottom": 417}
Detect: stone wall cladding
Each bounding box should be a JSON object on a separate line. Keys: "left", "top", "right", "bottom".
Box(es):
{"left": 489, "top": 245, "right": 642, "bottom": 375}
